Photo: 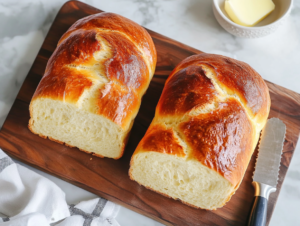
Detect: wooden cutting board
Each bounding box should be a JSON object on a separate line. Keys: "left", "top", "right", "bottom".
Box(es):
{"left": 1, "top": 1, "right": 300, "bottom": 225}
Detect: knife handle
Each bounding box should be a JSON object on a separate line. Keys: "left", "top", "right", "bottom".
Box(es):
{"left": 248, "top": 182, "right": 276, "bottom": 226}
{"left": 248, "top": 196, "right": 267, "bottom": 226}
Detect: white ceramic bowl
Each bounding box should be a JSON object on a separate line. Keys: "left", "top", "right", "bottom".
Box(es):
{"left": 213, "top": 0, "right": 293, "bottom": 38}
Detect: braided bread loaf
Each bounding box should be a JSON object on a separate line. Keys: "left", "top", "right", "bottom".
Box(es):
{"left": 29, "top": 12, "right": 157, "bottom": 159}
{"left": 129, "top": 53, "right": 270, "bottom": 209}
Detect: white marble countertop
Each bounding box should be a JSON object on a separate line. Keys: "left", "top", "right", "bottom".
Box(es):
{"left": 0, "top": 0, "right": 299, "bottom": 225}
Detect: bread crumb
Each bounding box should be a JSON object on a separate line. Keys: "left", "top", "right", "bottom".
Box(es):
{"left": 90, "top": 158, "right": 92, "bottom": 160}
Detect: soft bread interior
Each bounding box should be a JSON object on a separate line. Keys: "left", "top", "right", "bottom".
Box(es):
{"left": 29, "top": 98, "right": 126, "bottom": 158}
{"left": 130, "top": 152, "right": 233, "bottom": 210}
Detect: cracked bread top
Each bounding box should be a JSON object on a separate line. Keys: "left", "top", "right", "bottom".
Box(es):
{"left": 132, "top": 53, "right": 270, "bottom": 187}
{"left": 32, "top": 12, "right": 157, "bottom": 130}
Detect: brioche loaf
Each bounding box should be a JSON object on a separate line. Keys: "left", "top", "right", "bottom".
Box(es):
{"left": 29, "top": 12, "right": 157, "bottom": 159}
{"left": 129, "top": 53, "right": 270, "bottom": 209}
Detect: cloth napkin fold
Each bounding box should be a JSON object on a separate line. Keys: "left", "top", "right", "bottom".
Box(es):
{"left": 57, "top": 199, "right": 120, "bottom": 226}
{"left": 0, "top": 149, "right": 120, "bottom": 226}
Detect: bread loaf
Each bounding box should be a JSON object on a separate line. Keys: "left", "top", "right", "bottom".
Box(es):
{"left": 29, "top": 12, "right": 157, "bottom": 159}
{"left": 129, "top": 53, "right": 270, "bottom": 209}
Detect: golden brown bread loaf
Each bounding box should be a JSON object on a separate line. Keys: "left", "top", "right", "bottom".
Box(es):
{"left": 28, "top": 12, "right": 157, "bottom": 159}
{"left": 129, "top": 53, "right": 270, "bottom": 209}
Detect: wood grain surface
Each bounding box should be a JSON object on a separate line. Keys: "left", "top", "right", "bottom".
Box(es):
{"left": 1, "top": 1, "right": 300, "bottom": 225}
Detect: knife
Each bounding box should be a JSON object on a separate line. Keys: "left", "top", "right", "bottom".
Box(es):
{"left": 248, "top": 118, "right": 286, "bottom": 226}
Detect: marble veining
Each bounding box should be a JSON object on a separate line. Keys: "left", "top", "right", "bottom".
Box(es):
{"left": 1, "top": 0, "right": 300, "bottom": 225}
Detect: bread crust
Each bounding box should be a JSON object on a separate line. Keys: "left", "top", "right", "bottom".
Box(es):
{"left": 130, "top": 53, "right": 270, "bottom": 209}
{"left": 28, "top": 12, "right": 157, "bottom": 159}
{"left": 31, "top": 13, "right": 156, "bottom": 129}
{"left": 137, "top": 124, "right": 186, "bottom": 157}
{"left": 159, "top": 53, "right": 270, "bottom": 126}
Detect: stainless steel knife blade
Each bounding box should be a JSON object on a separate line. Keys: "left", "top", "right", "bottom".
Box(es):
{"left": 249, "top": 118, "right": 286, "bottom": 226}
{"left": 253, "top": 118, "right": 286, "bottom": 187}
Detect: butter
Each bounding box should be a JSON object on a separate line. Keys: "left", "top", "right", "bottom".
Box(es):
{"left": 225, "top": 0, "right": 275, "bottom": 27}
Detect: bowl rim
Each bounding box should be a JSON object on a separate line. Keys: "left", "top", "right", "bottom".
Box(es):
{"left": 213, "top": 0, "right": 293, "bottom": 30}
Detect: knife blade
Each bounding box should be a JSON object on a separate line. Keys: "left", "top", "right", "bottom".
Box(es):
{"left": 248, "top": 118, "right": 286, "bottom": 226}
{"left": 253, "top": 118, "right": 286, "bottom": 187}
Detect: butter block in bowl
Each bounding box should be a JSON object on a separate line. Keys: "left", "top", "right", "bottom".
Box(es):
{"left": 213, "top": 0, "right": 293, "bottom": 38}
{"left": 225, "top": 0, "right": 275, "bottom": 27}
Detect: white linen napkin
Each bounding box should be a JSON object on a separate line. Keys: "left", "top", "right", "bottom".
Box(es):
{"left": 0, "top": 149, "right": 120, "bottom": 226}
{"left": 0, "top": 213, "right": 49, "bottom": 226}
{"left": 57, "top": 198, "right": 120, "bottom": 226}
